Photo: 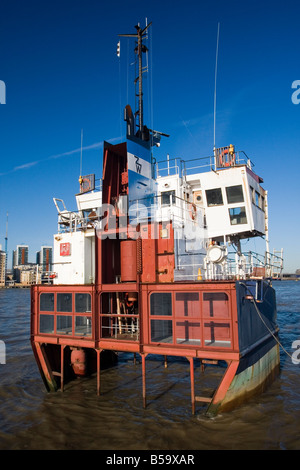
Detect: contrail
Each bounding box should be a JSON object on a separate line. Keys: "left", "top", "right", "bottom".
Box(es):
{"left": 0, "top": 137, "right": 120, "bottom": 177}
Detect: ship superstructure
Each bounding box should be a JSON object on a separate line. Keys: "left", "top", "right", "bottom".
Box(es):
{"left": 31, "top": 22, "right": 283, "bottom": 415}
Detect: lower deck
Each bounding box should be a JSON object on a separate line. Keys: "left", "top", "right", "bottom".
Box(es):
{"left": 30, "top": 279, "right": 279, "bottom": 414}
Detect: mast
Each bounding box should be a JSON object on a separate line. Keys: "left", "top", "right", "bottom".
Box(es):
{"left": 119, "top": 22, "right": 152, "bottom": 138}
{"left": 5, "top": 212, "right": 8, "bottom": 273}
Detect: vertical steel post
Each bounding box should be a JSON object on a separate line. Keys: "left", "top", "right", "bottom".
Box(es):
{"left": 96, "top": 349, "right": 102, "bottom": 396}
{"left": 61, "top": 345, "right": 65, "bottom": 392}
{"left": 141, "top": 353, "right": 147, "bottom": 408}
{"left": 189, "top": 357, "right": 195, "bottom": 415}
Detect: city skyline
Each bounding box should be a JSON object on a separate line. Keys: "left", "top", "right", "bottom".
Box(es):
{"left": 0, "top": 1, "right": 299, "bottom": 272}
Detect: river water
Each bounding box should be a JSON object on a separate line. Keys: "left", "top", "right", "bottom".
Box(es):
{"left": 0, "top": 281, "right": 299, "bottom": 451}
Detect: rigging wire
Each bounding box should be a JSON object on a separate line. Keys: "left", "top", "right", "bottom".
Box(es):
{"left": 214, "top": 22, "right": 220, "bottom": 150}
{"left": 240, "top": 282, "right": 295, "bottom": 361}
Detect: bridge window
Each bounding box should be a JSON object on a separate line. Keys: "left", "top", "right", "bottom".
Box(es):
{"left": 226, "top": 185, "right": 244, "bottom": 204}
{"left": 206, "top": 188, "right": 223, "bottom": 206}
{"left": 229, "top": 206, "right": 247, "bottom": 225}
{"left": 161, "top": 190, "right": 175, "bottom": 206}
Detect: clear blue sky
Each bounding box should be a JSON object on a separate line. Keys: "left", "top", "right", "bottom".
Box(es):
{"left": 0, "top": 0, "right": 299, "bottom": 272}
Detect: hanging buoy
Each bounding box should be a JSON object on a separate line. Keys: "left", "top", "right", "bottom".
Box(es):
{"left": 70, "top": 348, "right": 87, "bottom": 376}
{"left": 189, "top": 203, "right": 197, "bottom": 220}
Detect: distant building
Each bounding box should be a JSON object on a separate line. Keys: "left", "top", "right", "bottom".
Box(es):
{"left": 0, "top": 250, "right": 6, "bottom": 286}
{"left": 36, "top": 246, "right": 53, "bottom": 272}
{"left": 13, "top": 264, "right": 39, "bottom": 285}
{"left": 12, "top": 245, "right": 29, "bottom": 267}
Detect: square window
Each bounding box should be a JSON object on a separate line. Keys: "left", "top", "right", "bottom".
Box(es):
{"left": 39, "top": 314, "right": 54, "bottom": 334}
{"left": 226, "top": 185, "right": 244, "bottom": 204}
{"left": 57, "top": 315, "right": 72, "bottom": 334}
{"left": 57, "top": 293, "right": 72, "bottom": 312}
{"left": 203, "top": 292, "right": 229, "bottom": 318}
{"left": 175, "top": 320, "right": 201, "bottom": 345}
{"left": 161, "top": 190, "right": 176, "bottom": 205}
{"left": 206, "top": 188, "right": 223, "bottom": 206}
{"left": 229, "top": 206, "right": 247, "bottom": 225}
{"left": 40, "top": 293, "right": 54, "bottom": 312}
{"left": 150, "top": 293, "right": 172, "bottom": 316}
{"left": 75, "top": 293, "right": 91, "bottom": 313}
{"left": 175, "top": 292, "right": 199, "bottom": 317}
{"left": 150, "top": 319, "right": 173, "bottom": 343}
{"left": 75, "top": 316, "right": 92, "bottom": 336}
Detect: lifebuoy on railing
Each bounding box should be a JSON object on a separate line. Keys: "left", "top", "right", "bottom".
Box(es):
{"left": 219, "top": 147, "right": 236, "bottom": 167}
{"left": 189, "top": 203, "right": 197, "bottom": 220}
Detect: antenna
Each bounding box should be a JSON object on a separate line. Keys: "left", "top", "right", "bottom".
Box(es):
{"left": 119, "top": 21, "right": 152, "bottom": 137}
{"left": 5, "top": 212, "right": 8, "bottom": 273}
{"left": 79, "top": 129, "right": 83, "bottom": 189}
{"left": 213, "top": 22, "right": 220, "bottom": 165}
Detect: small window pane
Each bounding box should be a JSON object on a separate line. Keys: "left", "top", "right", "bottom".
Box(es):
{"left": 229, "top": 207, "right": 247, "bottom": 225}
{"left": 75, "top": 316, "right": 92, "bottom": 337}
{"left": 203, "top": 292, "right": 229, "bottom": 318}
{"left": 255, "top": 191, "right": 260, "bottom": 207}
{"left": 226, "top": 185, "right": 244, "bottom": 204}
{"left": 150, "top": 293, "right": 172, "bottom": 316}
{"left": 206, "top": 188, "right": 223, "bottom": 206}
{"left": 75, "top": 293, "right": 91, "bottom": 313}
{"left": 175, "top": 292, "right": 199, "bottom": 318}
{"left": 57, "top": 293, "right": 72, "bottom": 312}
{"left": 151, "top": 319, "right": 173, "bottom": 343}
{"left": 40, "top": 293, "right": 54, "bottom": 312}
{"left": 250, "top": 186, "right": 255, "bottom": 204}
{"left": 40, "top": 314, "right": 54, "bottom": 334}
{"left": 204, "top": 321, "right": 231, "bottom": 348}
{"left": 57, "top": 315, "right": 72, "bottom": 335}
{"left": 161, "top": 190, "right": 175, "bottom": 205}
{"left": 175, "top": 320, "right": 201, "bottom": 345}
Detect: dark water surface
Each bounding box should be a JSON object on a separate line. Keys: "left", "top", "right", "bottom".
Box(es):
{"left": 0, "top": 281, "right": 299, "bottom": 450}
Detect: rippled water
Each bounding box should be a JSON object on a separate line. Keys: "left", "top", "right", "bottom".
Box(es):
{"left": 0, "top": 282, "right": 299, "bottom": 450}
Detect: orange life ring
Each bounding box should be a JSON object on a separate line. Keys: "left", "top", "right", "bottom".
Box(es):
{"left": 219, "top": 149, "right": 228, "bottom": 167}
{"left": 189, "top": 203, "right": 197, "bottom": 220}
{"left": 219, "top": 149, "right": 236, "bottom": 167}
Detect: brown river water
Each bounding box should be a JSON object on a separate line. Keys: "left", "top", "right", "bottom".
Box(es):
{"left": 0, "top": 281, "right": 299, "bottom": 451}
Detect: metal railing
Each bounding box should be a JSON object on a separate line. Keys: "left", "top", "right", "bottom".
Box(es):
{"left": 155, "top": 151, "right": 255, "bottom": 179}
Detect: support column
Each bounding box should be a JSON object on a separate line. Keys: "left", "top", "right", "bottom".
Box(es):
{"left": 188, "top": 357, "right": 195, "bottom": 415}
{"left": 141, "top": 353, "right": 147, "bottom": 409}
{"left": 61, "top": 345, "right": 66, "bottom": 392}
{"left": 96, "top": 349, "right": 102, "bottom": 396}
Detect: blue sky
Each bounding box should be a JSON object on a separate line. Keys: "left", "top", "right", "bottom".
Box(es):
{"left": 0, "top": 0, "right": 299, "bottom": 272}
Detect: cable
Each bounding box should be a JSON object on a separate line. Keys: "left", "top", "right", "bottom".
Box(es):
{"left": 240, "top": 281, "right": 294, "bottom": 360}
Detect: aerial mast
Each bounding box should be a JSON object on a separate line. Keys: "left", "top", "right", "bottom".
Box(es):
{"left": 5, "top": 212, "right": 8, "bottom": 273}
{"left": 119, "top": 22, "right": 152, "bottom": 137}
